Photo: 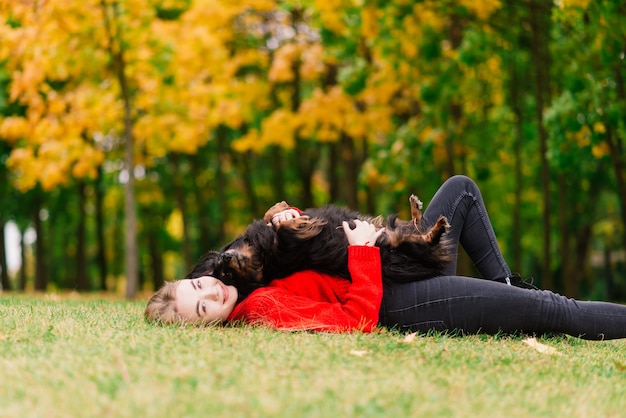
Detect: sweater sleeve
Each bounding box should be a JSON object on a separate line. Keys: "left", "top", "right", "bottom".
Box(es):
{"left": 228, "top": 246, "right": 383, "bottom": 332}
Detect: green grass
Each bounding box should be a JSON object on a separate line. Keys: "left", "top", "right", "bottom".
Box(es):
{"left": 1, "top": 295, "right": 626, "bottom": 418}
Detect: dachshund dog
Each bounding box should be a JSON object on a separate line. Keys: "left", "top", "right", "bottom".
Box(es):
{"left": 186, "top": 195, "right": 452, "bottom": 299}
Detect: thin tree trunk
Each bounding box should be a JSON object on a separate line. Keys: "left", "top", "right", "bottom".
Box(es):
{"left": 215, "top": 125, "right": 228, "bottom": 243}
{"left": 18, "top": 226, "right": 26, "bottom": 291}
{"left": 95, "top": 165, "right": 108, "bottom": 291}
{"left": 239, "top": 150, "right": 261, "bottom": 216}
{"left": 341, "top": 133, "right": 358, "bottom": 209}
{"left": 148, "top": 227, "right": 164, "bottom": 290}
{"left": 329, "top": 142, "right": 340, "bottom": 203}
{"left": 558, "top": 175, "right": 572, "bottom": 295}
{"left": 189, "top": 152, "right": 212, "bottom": 252}
{"left": 607, "top": 64, "right": 626, "bottom": 253}
{"left": 0, "top": 218, "right": 9, "bottom": 291}
{"left": 268, "top": 146, "right": 286, "bottom": 205}
{"left": 33, "top": 192, "right": 47, "bottom": 291}
{"left": 101, "top": 0, "right": 138, "bottom": 297}
{"left": 509, "top": 41, "right": 524, "bottom": 273}
{"left": 529, "top": 0, "right": 553, "bottom": 289}
{"left": 76, "top": 181, "right": 89, "bottom": 291}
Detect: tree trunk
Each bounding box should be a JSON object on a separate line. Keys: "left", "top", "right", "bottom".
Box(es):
{"left": 189, "top": 152, "right": 212, "bottom": 252}
{"left": 148, "top": 227, "right": 164, "bottom": 290}
{"left": 509, "top": 31, "right": 524, "bottom": 273}
{"left": 76, "top": 181, "right": 89, "bottom": 291}
{"left": 0, "top": 218, "right": 9, "bottom": 291}
{"left": 529, "top": 0, "right": 553, "bottom": 289}
{"left": 94, "top": 165, "right": 108, "bottom": 291}
{"left": 329, "top": 142, "right": 340, "bottom": 203}
{"left": 607, "top": 65, "right": 626, "bottom": 253}
{"left": 558, "top": 175, "right": 572, "bottom": 295}
{"left": 234, "top": 149, "right": 260, "bottom": 217}
{"left": 101, "top": 0, "right": 138, "bottom": 297}
{"left": 18, "top": 226, "right": 26, "bottom": 291}
{"left": 215, "top": 125, "right": 228, "bottom": 243}
{"left": 341, "top": 133, "right": 358, "bottom": 209}
{"left": 33, "top": 192, "right": 47, "bottom": 291}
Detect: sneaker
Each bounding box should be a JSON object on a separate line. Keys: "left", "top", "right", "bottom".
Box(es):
{"left": 501, "top": 273, "right": 539, "bottom": 290}
{"left": 512, "top": 273, "right": 539, "bottom": 289}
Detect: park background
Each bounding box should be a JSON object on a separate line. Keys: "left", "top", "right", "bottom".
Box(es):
{"left": 0, "top": 0, "right": 625, "bottom": 301}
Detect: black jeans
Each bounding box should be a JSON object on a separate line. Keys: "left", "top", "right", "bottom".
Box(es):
{"left": 379, "top": 175, "right": 626, "bottom": 340}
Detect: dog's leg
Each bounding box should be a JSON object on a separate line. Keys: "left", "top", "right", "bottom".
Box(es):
{"left": 409, "top": 194, "right": 423, "bottom": 229}
{"left": 421, "top": 215, "right": 450, "bottom": 245}
{"left": 263, "top": 201, "right": 291, "bottom": 224}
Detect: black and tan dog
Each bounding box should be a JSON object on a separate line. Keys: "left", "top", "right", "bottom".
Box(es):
{"left": 186, "top": 195, "right": 452, "bottom": 299}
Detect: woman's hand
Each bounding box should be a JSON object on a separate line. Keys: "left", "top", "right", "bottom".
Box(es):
{"left": 268, "top": 208, "right": 301, "bottom": 227}
{"left": 341, "top": 219, "right": 384, "bottom": 246}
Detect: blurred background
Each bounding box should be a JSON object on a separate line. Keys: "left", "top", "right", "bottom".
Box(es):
{"left": 0, "top": 0, "right": 624, "bottom": 300}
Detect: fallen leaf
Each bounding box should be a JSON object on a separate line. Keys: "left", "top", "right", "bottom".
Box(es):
{"left": 349, "top": 350, "right": 369, "bottom": 357}
{"left": 614, "top": 361, "right": 626, "bottom": 372}
{"left": 522, "top": 337, "right": 562, "bottom": 356}
{"left": 403, "top": 332, "right": 418, "bottom": 344}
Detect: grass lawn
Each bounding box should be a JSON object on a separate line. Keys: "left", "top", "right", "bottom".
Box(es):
{"left": 1, "top": 294, "right": 625, "bottom": 418}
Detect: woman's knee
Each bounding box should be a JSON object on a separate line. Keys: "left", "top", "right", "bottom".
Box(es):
{"left": 443, "top": 175, "right": 479, "bottom": 194}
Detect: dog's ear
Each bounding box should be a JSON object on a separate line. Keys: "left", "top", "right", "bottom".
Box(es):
{"left": 263, "top": 201, "right": 290, "bottom": 223}
{"left": 184, "top": 251, "right": 220, "bottom": 279}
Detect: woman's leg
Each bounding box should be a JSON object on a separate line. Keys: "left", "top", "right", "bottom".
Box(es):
{"left": 423, "top": 175, "right": 511, "bottom": 280}
{"left": 380, "top": 276, "right": 626, "bottom": 340}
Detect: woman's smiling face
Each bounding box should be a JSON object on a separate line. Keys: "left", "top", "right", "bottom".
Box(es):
{"left": 175, "top": 276, "right": 238, "bottom": 324}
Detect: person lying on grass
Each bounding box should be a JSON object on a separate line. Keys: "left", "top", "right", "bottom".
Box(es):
{"left": 145, "top": 175, "right": 626, "bottom": 340}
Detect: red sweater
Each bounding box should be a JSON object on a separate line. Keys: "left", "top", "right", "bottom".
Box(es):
{"left": 227, "top": 246, "right": 383, "bottom": 332}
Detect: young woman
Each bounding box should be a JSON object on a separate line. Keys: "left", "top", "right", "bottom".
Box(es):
{"left": 145, "top": 176, "right": 626, "bottom": 339}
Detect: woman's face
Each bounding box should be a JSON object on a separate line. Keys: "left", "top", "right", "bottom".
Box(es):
{"left": 175, "top": 276, "right": 238, "bottom": 324}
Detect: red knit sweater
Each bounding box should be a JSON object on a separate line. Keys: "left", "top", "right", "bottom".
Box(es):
{"left": 227, "top": 246, "right": 383, "bottom": 332}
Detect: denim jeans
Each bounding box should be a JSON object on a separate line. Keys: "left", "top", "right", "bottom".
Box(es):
{"left": 379, "top": 176, "right": 626, "bottom": 340}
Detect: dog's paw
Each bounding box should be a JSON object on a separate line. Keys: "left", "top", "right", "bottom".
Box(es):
{"left": 427, "top": 216, "right": 450, "bottom": 244}
{"left": 263, "top": 201, "right": 291, "bottom": 223}
{"left": 409, "top": 194, "right": 423, "bottom": 226}
{"left": 409, "top": 194, "right": 423, "bottom": 211}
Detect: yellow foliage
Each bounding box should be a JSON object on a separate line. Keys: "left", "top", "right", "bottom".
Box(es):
{"left": 413, "top": 2, "right": 445, "bottom": 31}
{"left": 360, "top": 5, "right": 378, "bottom": 40}
{"left": 458, "top": 0, "right": 501, "bottom": 20}
{"left": 0, "top": 117, "right": 31, "bottom": 143}
{"left": 300, "top": 44, "right": 326, "bottom": 81}
{"left": 558, "top": 0, "right": 591, "bottom": 9}
{"left": 566, "top": 125, "right": 591, "bottom": 147}
{"left": 269, "top": 44, "right": 300, "bottom": 83}
{"left": 6, "top": 148, "right": 40, "bottom": 191}
{"left": 232, "top": 109, "right": 298, "bottom": 153}
{"left": 136, "top": 180, "right": 165, "bottom": 207}
{"left": 72, "top": 147, "right": 105, "bottom": 179}
{"left": 40, "top": 162, "right": 68, "bottom": 191}
{"left": 232, "top": 129, "right": 261, "bottom": 153}
{"left": 166, "top": 209, "right": 184, "bottom": 241}
{"left": 313, "top": 0, "right": 350, "bottom": 35}
{"left": 593, "top": 122, "right": 606, "bottom": 134}
{"left": 592, "top": 142, "right": 609, "bottom": 159}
